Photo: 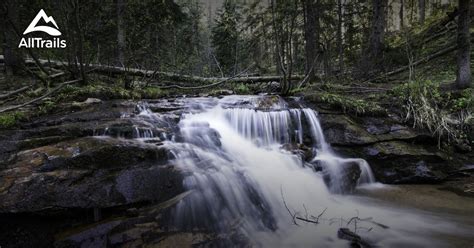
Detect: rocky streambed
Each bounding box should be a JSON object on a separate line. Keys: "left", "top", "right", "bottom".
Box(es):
{"left": 0, "top": 95, "right": 472, "bottom": 247}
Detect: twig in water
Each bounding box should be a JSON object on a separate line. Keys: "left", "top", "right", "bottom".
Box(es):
{"left": 310, "top": 207, "right": 328, "bottom": 223}
{"left": 280, "top": 185, "right": 298, "bottom": 226}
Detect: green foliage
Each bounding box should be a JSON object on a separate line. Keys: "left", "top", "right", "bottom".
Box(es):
{"left": 0, "top": 112, "right": 26, "bottom": 129}
{"left": 211, "top": 0, "right": 242, "bottom": 75}
{"left": 306, "top": 92, "right": 386, "bottom": 116}
{"left": 139, "top": 87, "right": 165, "bottom": 99}
{"left": 289, "top": 87, "right": 306, "bottom": 95}
{"left": 233, "top": 83, "right": 251, "bottom": 94}
{"left": 38, "top": 100, "right": 56, "bottom": 115}
{"left": 57, "top": 83, "right": 168, "bottom": 101}
{"left": 450, "top": 89, "right": 473, "bottom": 112}
{"left": 390, "top": 80, "right": 472, "bottom": 146}
{"left": 57, "top": 84, "right": 139, "bottom": 101}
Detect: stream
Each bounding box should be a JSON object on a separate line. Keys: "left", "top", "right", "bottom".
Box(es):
{"left": 129, "top": 95, "right": 473, "bottom": 247}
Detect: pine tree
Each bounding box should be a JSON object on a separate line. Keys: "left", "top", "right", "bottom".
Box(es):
{"left": 211, "top": 0, "right": 241, "bottom": 75}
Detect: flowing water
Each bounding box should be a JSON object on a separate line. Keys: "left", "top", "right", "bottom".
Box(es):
{"left": 128, "top": 95, "right": 472, "bottom": 247}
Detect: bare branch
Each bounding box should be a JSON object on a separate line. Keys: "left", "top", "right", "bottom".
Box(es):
{"left": 0, "top": 79, "right": 82, "bottom": 113}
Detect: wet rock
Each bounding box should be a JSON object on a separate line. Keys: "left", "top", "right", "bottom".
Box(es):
{"left": 454, "top": 142, "right": 472, "bottom": 153}
{"left": 316, "top": 112, "right": 465, "bottom": 185}
{"left": 440, "top": 166, "right": 474, "bottom": 197}
{"left": 147, "top": 102, "right": 185, "bottom": 112}
{"left": 337, "top": 228, "right": 372, "bottom": 248}
{"left": 339, "top": 162, "right": 363, "bottom": 193}
{"left": 335, "top": 141, "right": 454, "bottom": 184}
{"left": 72, "top": 98, "right": 102, "bottom": 109}
{"left": 334, "top": 161, "right": 361, "bottom": 194}
{"left": 319, "top": 114, "right": 434, "bottom": 146}
{"left": 0, "top": 137, "right": 183, "bottom": 213}
{"left": 256, "top": 95, "right": 284, "bottom": 110}
{"left": 314, "top": 160, "right": 361, "bottom": 194}
{"left": 320, "top": 115, "right": 378, "bottom": 145}
{"left": 210, "top": 89, "right": 234, "bottom": 96}
{"left": 52, "top": 191, "right": 228, "bottom": 248}
{"left": 280, "top": 143, "right": 313, "bottom": 161}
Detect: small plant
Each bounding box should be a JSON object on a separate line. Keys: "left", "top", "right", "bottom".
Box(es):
{"left": 139, "top": 87, "right": 164, "bottom": 99}
{"left": 233, "top": 83, "right": 251, "bottom": 94}
{"left": 0, "top": 112, "right": 26, "bottom": 129}
{"left": 450, "top": 88, "right": 473, "bottom": 112}
{"left": 38, "top": 100, "right": 56, "bottom": 114}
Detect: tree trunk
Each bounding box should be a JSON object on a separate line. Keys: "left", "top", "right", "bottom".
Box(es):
{"left": 419, "top": 0, "right": 425, "bottom": 24}
{"left": 456, "top": 0, "right": 471, "bottom": 89}
{"left": 361, "top": 0, "right": 387, "bottom": 77}
{"left": 116, "top": 0, "right": 125, "bottom": 65}
{"left": 303, "top": 0, "right": 320, "bottom": 81}
{"left": 337, "top": 0, "right": 344, "bottom": 72}
{"left": 399, "top": 0, "right": 404, "bottom": 29}
{"left": 74, "top": 2, "right": 87, "bottom": 85}
{"left": 1, "top": 0, "right": 23, "bottom": 76}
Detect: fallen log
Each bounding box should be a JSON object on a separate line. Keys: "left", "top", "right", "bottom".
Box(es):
{"left": 385, "top": 44, "right": 458, "bottom": 77}
{"left": 158, "top": 66, "right": 253, "bottom": 89}
{"left": 0, "top": 56, "right": 306, "bottom": 84}
{"left": 74, "top": 63, "right": 304, "bottom": 84}
{"left": 365, "top": 33, "right": 474, "bottom": 84}
{"left": 364, "top": 44, "right": 459, "bottom": 84}
{"left": 0, "top": 85, "right": 31, "bottom": 100}
{"left": 0, "top": 79, "right": 82, "bottom": 113}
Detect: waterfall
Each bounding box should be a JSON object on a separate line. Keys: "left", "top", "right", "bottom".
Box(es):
{"left": 111, "top": 96, "right": 464, "bottom": 247}
{"left": 160, "top": 96, "right": 387, "bottom": 245}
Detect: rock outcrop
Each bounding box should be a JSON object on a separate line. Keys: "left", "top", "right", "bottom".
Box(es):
{"left": 317, "top": 111, "right": 471, "bottom": 185}
{"left": 0, "top": 100, "right": 187, "bottom": 247}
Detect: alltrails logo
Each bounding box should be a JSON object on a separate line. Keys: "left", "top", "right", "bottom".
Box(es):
{"left": 18, "top": 9, "right": 67, "bottom": 48}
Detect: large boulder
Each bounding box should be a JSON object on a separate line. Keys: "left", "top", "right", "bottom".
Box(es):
{"left": 319, "top": 114, "right": 433, "bottom": 146}
{"left": 0, "top": 99, "right": 189, "bottom": 248}
{"left": 334, "top": 141, "right": 455, "bottom": 184}
{"left": 317, "top": 113, "right": 462, "bottom": 184}
{"left": 0, "top": 137, "right": 183, "bottom": 213}
{"left": 312, "top": 160, "right": 361, "bottom": 194}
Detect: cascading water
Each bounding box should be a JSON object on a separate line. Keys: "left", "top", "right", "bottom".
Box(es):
{"left": 135, "top": 96, "right": 467, "bottom": 247}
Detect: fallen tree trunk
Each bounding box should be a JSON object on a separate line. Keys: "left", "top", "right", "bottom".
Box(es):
{"left": 0, "top": 85, "right": 31, "bottom": 100}
{"left": 0, "top": 56, "right": 305, "bottom": 84}
{"left": 0, "top": 79, "right": 82, "bottom": 113}
{"left": 384, "top": 44, "right": 458, "bottom": 78}
{"left": 364, "top": 43, "right": 460, "bottom": 83}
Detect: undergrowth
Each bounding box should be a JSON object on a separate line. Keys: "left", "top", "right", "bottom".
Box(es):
{"left": 0, "top": 111, "right": 26, "bottom": 129}
{"left": 390, "top": 80, "right": 472, "bottom": 147}
{"left": 233, "top": 83, "right": 251, "bottom": 94}
{"left": 56, "top": 83, "right": 167, "bottom": 101}
{"left": 305, "top": 91, "right": 387, "bottom": 116}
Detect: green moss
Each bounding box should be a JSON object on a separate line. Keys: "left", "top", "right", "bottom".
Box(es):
{"left": 289, "top": 87, "right": 306, "bottom": 95}
{"left": 57, "top": 84, "right": 138, "bottom": 101}
{"left": 57, "top": 83, "right": 168, "bottom": 101}
{"left": 233, "top": 83, "right": 251, "bottom": 94}
{"left": 138, "top": 87, "right": 165, "bottom": 99}
{"left": 0, "top": 112, "right": 26, "bottom": 129}
{"left": 38, "top": 100, "right": 56, "bottom": 115}
{"left": 306, "top": 92, "right": 386, "bottom": 116}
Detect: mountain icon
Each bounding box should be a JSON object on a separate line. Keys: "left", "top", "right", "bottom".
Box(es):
{"left": 23, "top": 9, "right": 61, "bottom": 36}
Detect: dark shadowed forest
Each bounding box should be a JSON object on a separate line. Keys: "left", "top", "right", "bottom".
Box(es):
{"left": 0, "top": 0, "right": 473, "bottom": 247}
